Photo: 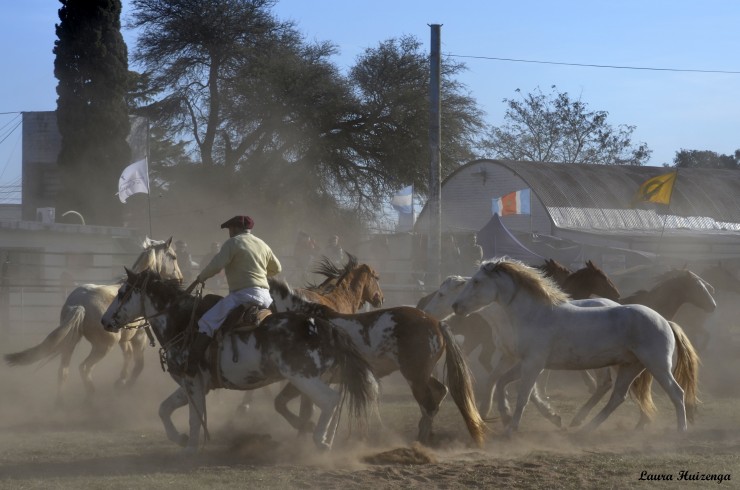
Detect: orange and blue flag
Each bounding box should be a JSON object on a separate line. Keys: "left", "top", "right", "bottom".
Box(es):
{"left": 492, "top": 188, "right": 530, "bottom": 216}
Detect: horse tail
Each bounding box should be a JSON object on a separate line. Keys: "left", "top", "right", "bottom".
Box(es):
{"left": 440, "top": 321, "right": 487, "bottom": 447}
{"left": 669, "top": 321, "right": 701, "bottom": 423}
{"left": 4, "top": 305, "right": 85, "bottom": 366}
{"left": 320, "top": 317, "right": 378, "bottom": 432}
{"left": 629, "top": 369, "right": 656, "bottom": 422}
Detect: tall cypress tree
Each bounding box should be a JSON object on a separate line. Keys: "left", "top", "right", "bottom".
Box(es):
{"left": 54, "top": 0, "right": 130, "bottom": 226}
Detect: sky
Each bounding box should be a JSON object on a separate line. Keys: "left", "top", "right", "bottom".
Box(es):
{"left": 2, "top": 0, "right": 739, "bottom": 204}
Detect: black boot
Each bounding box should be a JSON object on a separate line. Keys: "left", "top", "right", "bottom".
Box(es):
{"left": 185, "top": 332, "right": 212, "bottom": 377}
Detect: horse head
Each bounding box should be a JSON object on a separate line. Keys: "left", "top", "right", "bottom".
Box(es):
{"left": 102, "top": 267, "right": 152, "bottom": 332}
{"left": 565, "top": 261, "right": 620, "bottom": 301}
{"left": 421, "top": 275, "right": 468, "bottom": 320}
{"left": 679, "top": 270, "right": 717, "bottom": 313}
{"left": 132, "top": 237, "right": 183, "bottom": 283}
{"left": 356, "top": 264, "right": 384, "bottom": 308}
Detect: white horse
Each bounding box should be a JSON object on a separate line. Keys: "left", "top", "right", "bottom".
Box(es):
{"left": 451, "top": 258, "right": 700, "bottom": 434}
{"left": 5, "top": 237, "right": 183, "bottom": 403}
{"left": 101, "top": 269, "right": 378, "bottom": 453}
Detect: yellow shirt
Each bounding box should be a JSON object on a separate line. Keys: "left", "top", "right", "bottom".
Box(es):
{"left": 198, "top": 231, "right": 281, "bottom": 291}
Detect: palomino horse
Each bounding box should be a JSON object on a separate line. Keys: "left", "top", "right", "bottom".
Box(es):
{"left": 569, "top": 269, "right": 715, "bottom": 428}
{"left": 451, "top": 259, "right": 700, "bottom": 434}
{"left": 269, "top": 277, "right": 487, "bottom": 447}
{"left": 5, "top": 238, "right": 183, "bottom": 403}
{"left": 101, "top": 269, "right": 378, "bottom": 453}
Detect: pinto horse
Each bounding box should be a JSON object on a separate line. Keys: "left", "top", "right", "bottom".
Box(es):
{"left": 5, "top": 237, "right": 183, "bottom": 403}
{"left": 451, "top": 259, "right": 700, "bottom": 434}
{"left": 101, "top": 269, "right": 378, "bottom": 453}
{"left": 269, "top": 277, "right": 486, "bottom": 447}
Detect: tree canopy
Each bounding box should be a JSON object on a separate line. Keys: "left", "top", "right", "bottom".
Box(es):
{"left": 54, "top": 0, "right": 131, "bottom": 225}
{"left": 482, "top": 86, "right": 651, "bottom": 166}
{"left": 129, "top": 0, "right": 485, "bottom": 243}
{"left": 672, "top": 149, "right": 739, "bottom": 170}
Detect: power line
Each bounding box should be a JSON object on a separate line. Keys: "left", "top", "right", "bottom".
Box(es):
{"left": 445, "top": 54, "right": 740, "bottom": 74}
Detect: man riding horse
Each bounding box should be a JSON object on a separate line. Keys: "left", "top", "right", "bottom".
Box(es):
{"left": 186, "top": 215, "right": 282, "bottom": 377}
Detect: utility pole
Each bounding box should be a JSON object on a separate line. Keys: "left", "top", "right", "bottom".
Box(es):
{"left": 428, "top": 24, "right": 442, "bottom": 288}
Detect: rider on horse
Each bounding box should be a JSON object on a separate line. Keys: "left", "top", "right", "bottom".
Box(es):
{"left": 186, "top": 215, "right": 282, "bottom": 377}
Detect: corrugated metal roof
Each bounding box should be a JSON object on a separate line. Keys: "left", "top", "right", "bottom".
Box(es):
{"left": 491, "top": 160, "right": 740, "bottom": 232}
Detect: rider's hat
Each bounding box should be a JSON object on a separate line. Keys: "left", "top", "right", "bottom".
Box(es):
{"left": 220, "top": 215, "right": 254, "bottom": 230}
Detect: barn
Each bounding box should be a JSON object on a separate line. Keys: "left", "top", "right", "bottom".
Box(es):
{"left": 414, "top": 159, "right": 740, "bottom": 276}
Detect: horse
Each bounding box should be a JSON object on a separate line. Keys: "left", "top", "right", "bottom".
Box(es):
{"left": 268, "top": 277, "right": 487, "bottom": 447}
{"left": 100, "top": 268, "right": 378, "bottom": 453}
{"left": 302, "top": 253, "right": 384, "bottom": 311}
{"left": 422, "top": 259, "right": 620, "bottom": 417}
{"left": 251, "top": 253, "right": 384, "bottom": 428}
{"left": 451, "top": 258, "right": 700, "bottom": 434}
{"left": 568, "top": 268, "right": 715, "bottom": 428}
{"left": 4, "top": 237, "right": 183, "bottom": 403}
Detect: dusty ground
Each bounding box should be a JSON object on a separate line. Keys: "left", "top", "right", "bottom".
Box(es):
{"left": 2, "top": 327, "right": 740, "bottom": 489}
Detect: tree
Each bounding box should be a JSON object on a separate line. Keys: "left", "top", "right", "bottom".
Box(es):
{"left": 54, "top": 0, "right": 131, "bottom": 226}
{"left": 672, "top": 149, "right": 739, "bottom": 169}
{"left": 129, "top": 1, "right": 486, "bottom": 244}
{"left": 482, "top": 86, "right": 651, "bottom": 166}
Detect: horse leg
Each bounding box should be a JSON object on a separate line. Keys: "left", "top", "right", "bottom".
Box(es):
{"left": 115, "top": 338, "right": 133, "bottom": 389}
{"left": 581, "top": 370, "right": 598, "bottom": 394}
{"left": 182, "top": 376, "right": 209, "bottom": 454}
{"left": 480, "top": 353, "right": 515, "bottom": 419}
{"left": 410, "top": 376, "right": 448, "bottom": 445}
{"left": 56, "top": 340, "right": 77, "bottom": 407}
{"left": 274, "top": 383, "right": 314, "bottom": 434}
{"left": 528, "top": 381, "right": 562, "bottom": 428}
{"left": 159, "top": 385, "right": 190, "bottom": 447}
{"left": 493, "top": 363, "right": 521, "bottom": 426}
{"left": 641, "top": 359, "right": 688, "bottom": 432}
{"left": 508, "top": 363, "right": 545, "bottom": 434}
{"left": 285, "top": 375, "right": 340, "bottom": 451}
{"left": 79, "top": 337, "right": 116, "bottom": 398}
{"left": 580, "top": 363, "right": 643, "bottom": 432}
{"left": 570, "top": 367, "right": 613, "bottom": 427}
{"left": 125, "top": 331, "right": 147, "bottom": 389}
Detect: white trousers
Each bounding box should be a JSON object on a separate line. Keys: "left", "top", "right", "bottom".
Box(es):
{"left": 197, "top": 287, "right": 273, "bottom": 337}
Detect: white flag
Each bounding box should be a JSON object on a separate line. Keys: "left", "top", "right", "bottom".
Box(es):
{"left": 117, "top": 158, "right": 150, "bottom": 203}
{"left": 391, "top": 185, "right": 413, "bottom": 214}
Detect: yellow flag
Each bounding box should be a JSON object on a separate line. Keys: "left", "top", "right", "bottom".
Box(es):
{"left": 633, "top": 170, "right": 677, "bottom": 206}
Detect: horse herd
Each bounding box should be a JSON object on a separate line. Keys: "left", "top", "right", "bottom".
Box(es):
{"left": 4, "top": 237, "right": 740, "bottom": 453}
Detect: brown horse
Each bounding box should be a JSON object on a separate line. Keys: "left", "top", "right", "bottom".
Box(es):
{"left": 269, "top": 277, "right": 487, "bottom": 447}
{"left": 4, "top": 237, "right": 183, "bottom": 403}
{"left": 301, "top": 253, "right": 384, "bottom": 311}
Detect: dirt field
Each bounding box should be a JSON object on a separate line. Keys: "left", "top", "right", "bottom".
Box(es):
{"left": 2, "top": 327, "right": 740, "bottom": 489}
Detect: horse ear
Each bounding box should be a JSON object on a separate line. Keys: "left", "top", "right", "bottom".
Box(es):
{"left": 165, "top": 237, "right": 173, "bottom": 249}
{"left": 124, "top": 267, "right": 135, "bottom": 281}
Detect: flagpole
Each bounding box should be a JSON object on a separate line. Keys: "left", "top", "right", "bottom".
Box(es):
{"left": 146, "top": 119, "right": 153, "bottom": 238}
{"left": 655, "top": 168, "right": 678, "bottom": 260}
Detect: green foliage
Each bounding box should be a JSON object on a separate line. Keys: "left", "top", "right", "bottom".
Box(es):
{"left": 482, "top": 86, "right": 651, "bottom": 166}
{"left": 129, "top": 1, "right": 485, "bottom": 241}
{"left": 672, "top": 149, "right": 739, "bottom": 169}
{"left": 54, "top": 0, "right": 131, "bottom": 225}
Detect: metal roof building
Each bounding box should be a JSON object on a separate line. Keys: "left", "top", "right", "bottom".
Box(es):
{"left": 415, "top": 159, "right": 740, "bottom": 267}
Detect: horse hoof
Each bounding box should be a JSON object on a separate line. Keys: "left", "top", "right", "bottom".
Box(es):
{"left": 177, "top": 434, "right": 189, "bottom": 447}
{"left": 553, "top": 415, "right": 562, "bottom": 428}
{"left": 298, "top": 422, "right": 316, "bottom": 436}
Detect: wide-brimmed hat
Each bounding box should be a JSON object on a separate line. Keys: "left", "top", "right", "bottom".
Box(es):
{"left": 220, "top": 215, "right": 254, "bottom": 230}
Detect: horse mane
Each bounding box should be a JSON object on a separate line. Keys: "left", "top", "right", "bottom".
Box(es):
{"left": 308, "top": 253, "right": 358, "bottom": 291}
{"left": 487, "top": 258, "right": 570, "bottom": 305}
